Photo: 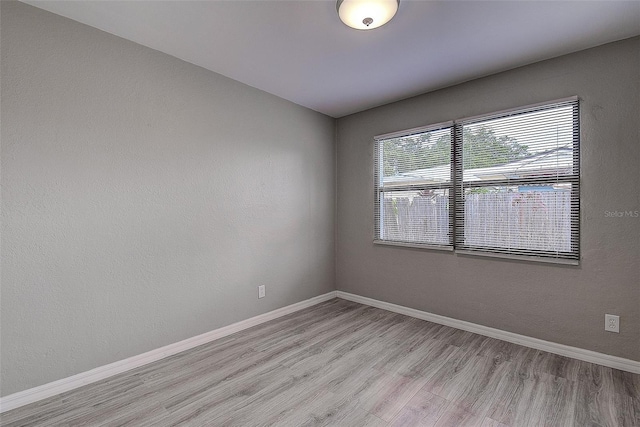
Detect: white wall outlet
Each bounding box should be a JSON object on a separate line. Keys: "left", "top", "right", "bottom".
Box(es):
{"left": 605, "top": 314, "right": 619, "bottom": 333}
{"left": 258, "top": 285, "right": 265, "bottom": 299}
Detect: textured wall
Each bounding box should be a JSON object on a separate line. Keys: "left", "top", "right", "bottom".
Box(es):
{"left": 1, "top": 2, "right": 335, "bottom": 396}
{"left": 337, "top": 37, "right": 640, "bottom": 361}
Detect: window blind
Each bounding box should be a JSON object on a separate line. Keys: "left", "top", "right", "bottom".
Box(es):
{"left": 374, "top": 123, "right": 454, "bottom": 248}
{"left": 373, "top": 97, "right": 579, "bottom": 262}
{"left": 454, "top": 98, "right": 580, "bottom": 261}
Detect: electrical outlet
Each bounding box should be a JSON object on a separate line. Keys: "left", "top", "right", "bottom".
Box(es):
{"left": 258, "top": 285, "right": 265, "bottom": 299}
{"left": 605, "top": 314, "right": 619, "bottom": 333}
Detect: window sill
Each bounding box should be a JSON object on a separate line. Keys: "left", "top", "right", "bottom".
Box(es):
{"left": 373, "top": 240, "right": 454, "bottom": 251}
{"left": 373, "top": 240, "right": 580, "bottom": 265}
{"left": 454, "top": 250, "right": 580, "bottom": 266}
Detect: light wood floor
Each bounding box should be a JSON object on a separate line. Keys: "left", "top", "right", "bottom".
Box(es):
{"left": 2, "top": 298, "right": 638, "bottom": 426}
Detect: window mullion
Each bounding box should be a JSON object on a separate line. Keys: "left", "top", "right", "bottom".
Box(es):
{"left": 453, "top": 123, "right": 464, "bottom": 250}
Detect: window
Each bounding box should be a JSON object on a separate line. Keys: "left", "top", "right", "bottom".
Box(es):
{"left": 374, "top": 122, "right": 454, "bottom": 249}
{"left": 374, "top": 97, "right": 580, "bottom": 263}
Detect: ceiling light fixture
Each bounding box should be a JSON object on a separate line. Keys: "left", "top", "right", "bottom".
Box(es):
{"left": 337, "top": 0, "right": 399, "bottom": 30}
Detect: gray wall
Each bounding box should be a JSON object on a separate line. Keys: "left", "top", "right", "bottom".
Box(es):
{"left": 1, "top": 2, "right": 335, "bottom": 396}
{"left": 337, "top": 37, "right": 640, "bottom": 362}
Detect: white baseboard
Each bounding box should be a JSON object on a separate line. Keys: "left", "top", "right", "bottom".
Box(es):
{"left": 336, "top": 291, "right": 640, "bottom": 375}
{"left": 0, "top": 291, "right": 338, "bottom": 413}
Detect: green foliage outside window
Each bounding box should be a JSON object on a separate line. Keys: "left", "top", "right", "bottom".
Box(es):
{"left": 383, "top": 126, "right": 529, "bottom": 177}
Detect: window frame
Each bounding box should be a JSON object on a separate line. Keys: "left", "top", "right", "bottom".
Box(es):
{"left": 373, "top": 96, "right": 580, "bottom": 264}
{"left": 374, "top": 121, "right": 455, "bottom": 251}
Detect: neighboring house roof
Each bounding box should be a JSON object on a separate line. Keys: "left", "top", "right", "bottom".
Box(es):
{"left": 383, "top": 147, "right": 574, "bottom": 188}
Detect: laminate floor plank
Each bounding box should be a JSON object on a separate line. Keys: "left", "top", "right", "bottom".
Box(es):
{"left": 2, "top": 298, "right": 638, "bottom": 426}
{"left": 480, "top": 417, "right": 510, "bottom": 427}
{"left": 211, "top": 374, "right": 330, "bottom": 426}
{"left": 388, "top": 389, "right": 448, "bottom": 426}
{"left": 394, "top": 340, "right": 459, "bottom": 380}
{"left": 349, "top": 370, "right": 427, "bottom": 422}
{"left": 432, "top": 402, "right": 486, "bottom": 427}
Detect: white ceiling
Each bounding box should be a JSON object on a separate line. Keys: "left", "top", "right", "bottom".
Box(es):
{"left": 24, "top": 1, "right": 640, "bottom": 118}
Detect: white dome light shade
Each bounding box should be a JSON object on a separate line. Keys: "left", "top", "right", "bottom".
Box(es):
{"left": 337, "top": 0, "right": 399, "bottom": 30}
